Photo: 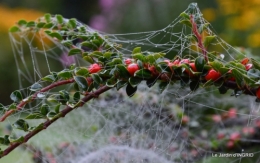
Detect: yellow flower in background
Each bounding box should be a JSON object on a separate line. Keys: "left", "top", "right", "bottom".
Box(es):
{"left": 0, "top": 5, "right": 43, "bottom": 32}
{"left": 202, "top": 8, "right": 216, "bottom": 22}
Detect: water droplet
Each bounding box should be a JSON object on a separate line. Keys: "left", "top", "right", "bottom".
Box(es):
{"left": 37, "top": 93, "right": 45, "bottom": 98}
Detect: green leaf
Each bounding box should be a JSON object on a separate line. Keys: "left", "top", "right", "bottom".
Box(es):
{"left": 116, "top": 64, "right": 130, "bottom": 78}
{"left": 74, "top": 76, "right": 88, "bottom": 91}
{"left": 47, "top": 32, "right": 63, "bottom": 41}
{"left": 25, "top": 113, "right": 45, "bottom": 119}
{"left": 47, "top": 94, "right": 59, "bottom": 103}
{"left": 116, "top": 81, "right": 128, "bottom": 90}
{"left": 68, "top": 48, "right": 82, "bottom": 56}
{"left": 10, "top": 90, "right": 23, "bottom": 103}
{"left": 231, "top": 69, "right": 244, "bottom": 87}
{"left": 209, "top": 60, "right": 223, "bottom": 72}
{"left": 12, "top": 119, "right": 29, "bottom": 131}
{"left": 68, "top": 18, "right": 77, "bottom": 28}
{"left": 8, "top": 103, "right": 16, "bottom": 110}
{"left": 137, "top": 60, "right": 143, "bottom": 69}
{"left": 42, "top": 74, "right": 56, "bottom": 82}
{"left": 91, "top": 74, "right": 102, "bottom": 85}
{"left": 203, "top": 35, "right": 216, "bottom": 48}
{"left": 59, "top": 90, "right": 70, "bottom": 104}
{"left": 47, "top": 112, "right": 57, "bottom": 119}
{"left": 56, "top": 14, "right": 63, "bottom": 24}
{"left": 75, "top": 67, "right": 89, "bottom": 77}
{"left": 126, "top": 84, "right": 137, "bottom": 97}
{"left": 179, "top": 12, "right": 190, "bottom": 19}
{"left": 18, "top": 20, "right": 27, "bottom": 26}
{"left": 40, "top": 104, "right": 50, "bottom": 116}
{"left": 44, "top": 13, "right": 52, "bottom": 23}
{"left": 106, "top": 77, "right": 118, "bottom": 87}
{"left": 0, "top": 135, "right": 10, "bottom": 145}
{"left": 73, "top": 92, "right": 81, "bottom": 103}
{"left": 189, "top": 81, "right": 199, "bottom": 91}
{"left": 146, "top": 78, "right": 157, "bottom": 88}
{"left": 104, "top": 52, "right": 112, "bottom": 59}
{"left": 37, "top": 22, "right": 46, "bottom": 28}
{"left": 132, "top": 47, "right": 141, "bottom": 54}
{"left": 30, "top": 83, "right": 42, "bottom": 91}
{"left": 26, "top": 21, "right": 36, "bottom": 27}
{"left": 57, "top": 69, "right": 72, "bottom": 79}
{"left": 219, "top": 67, "right": 230, "bottom": 75}
{"left": 83, "top": 56, "right": 95, "bottom": 64}
{"left": 9, "top": 136, "right": 24, "bottom": 143}
{"left": 134, "top": 69, "right": 152, "bottom": 79}
{"left": 9, "top": 26, "right": 20, "bottom": 32}
{"left": 251, "top": 58, "right": 260, "bottom": 70}
{"left": 43, "top": 22, "right": 54, "bottom": 28}
{"left": 158, "top": 82, "right": 168, "bottom": 93}
{"left": 179, "top": 20, "right": 192, "bottom": 28}
{"left": 92, "top": 51, "right": 103, "bottom": 57}
{"left": 195, "top": 57, "right": 206, "bottom": 72}
{"left": 129, "top": 77, "right": 142, "bottom": 87}
{"left": 218, "top": 85, "right": 228, "bottom": 94}
{"left": 132, "top": 53, "right": 145, "bottom": 62}
{"left": 54, "top": 104, "right": 61, "bottom": 113}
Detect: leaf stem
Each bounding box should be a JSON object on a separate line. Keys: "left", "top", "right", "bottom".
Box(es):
{"left": 190, "top": 14, "right": 208, "bottom": 62}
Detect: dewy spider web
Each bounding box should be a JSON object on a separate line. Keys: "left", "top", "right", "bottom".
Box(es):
{"left": 3, "top": 3, "right": 260, "bottom": 163}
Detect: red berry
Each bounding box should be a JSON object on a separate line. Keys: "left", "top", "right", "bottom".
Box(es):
{"left": 124, "top": 58, "right": 133, "bottom": 65}
{"left": 172, "top": 59, "right": 180, "bottom": 65}
{"left": 217, "top": 133, "right": 225, "bottom": 140}
{"left": 127, "top": 63, "right": 139, "bottom": 76}
{"left": 229, "top": 132, "right": 240, "bottom": 141}
{"left": 164, "top": 59, "right": 171, "bottom": 64}
{"left": 205, "top": 69, "right": 221, "bottom": 81}
{"left": 241, "top": 58, "right": 249, "bottom": 65}
{"left": 180, "top": 59, "right": 190, "bottom": 64}
{"left": 228, "top": 108, "right": 237, "bottom": 118}
{"left": 242, "top": 127, "right": 255, "bottom": 135}
{"left": 185, "top": 62, "right": 197, "bottom": 76}
{"left": 88, "top": 63, "right": 102, "bottom": 73}
{"left": 181, "top": 115, "right": 189, "bottom": 124}
{"left": 245, "top": 63, "right": 253, "bottom": 71}
{"left": 212, "top": 115, "right": 222, "bottom": 123}
{"left": 189, "top": 62, "right": 197, "bottom": 72}
{"left": 226, "top": 140, "right": 235, "bottom": 149}
{"left": 256, "top": 87, "right": 260, "bottom": 99}
{"left": 148, "top": 65, "right": 158, "bottom": 76}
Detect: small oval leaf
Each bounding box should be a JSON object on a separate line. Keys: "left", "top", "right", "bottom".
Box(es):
{"left": 126, "top": 84, "right": 137, "bottom": 97}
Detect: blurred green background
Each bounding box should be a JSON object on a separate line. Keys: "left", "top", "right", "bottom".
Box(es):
{"left": 0, "top": 0, "right": 260, "bottom": 162}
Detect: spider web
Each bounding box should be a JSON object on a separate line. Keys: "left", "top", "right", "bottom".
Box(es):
{"left": 2, "top": 3, "right": 260, "bottom": 163}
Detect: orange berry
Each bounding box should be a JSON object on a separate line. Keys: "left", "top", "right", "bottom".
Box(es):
{"left": 205, "top": 69, "right": 221, "bottom": 81}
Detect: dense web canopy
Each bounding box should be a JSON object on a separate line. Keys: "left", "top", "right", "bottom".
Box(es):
{"left": 2, "top": 3, "right": 260, "bottom": 163}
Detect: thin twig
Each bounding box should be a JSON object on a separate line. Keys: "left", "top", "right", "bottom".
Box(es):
{"left": 0, "top": 85, "right": 111, "bottom": 158}
{"left": 0, "top": 78, "right": 75, "bottom": 122}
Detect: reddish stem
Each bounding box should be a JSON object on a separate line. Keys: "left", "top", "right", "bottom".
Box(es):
{"left": 0, "top": 85, "right": 111, "bottom": 158}
{"left": 0, "top": 78, "right": 75, "bottom": 122}
{"left": 190, "top": 14, "right": 208, "bottom": 62}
